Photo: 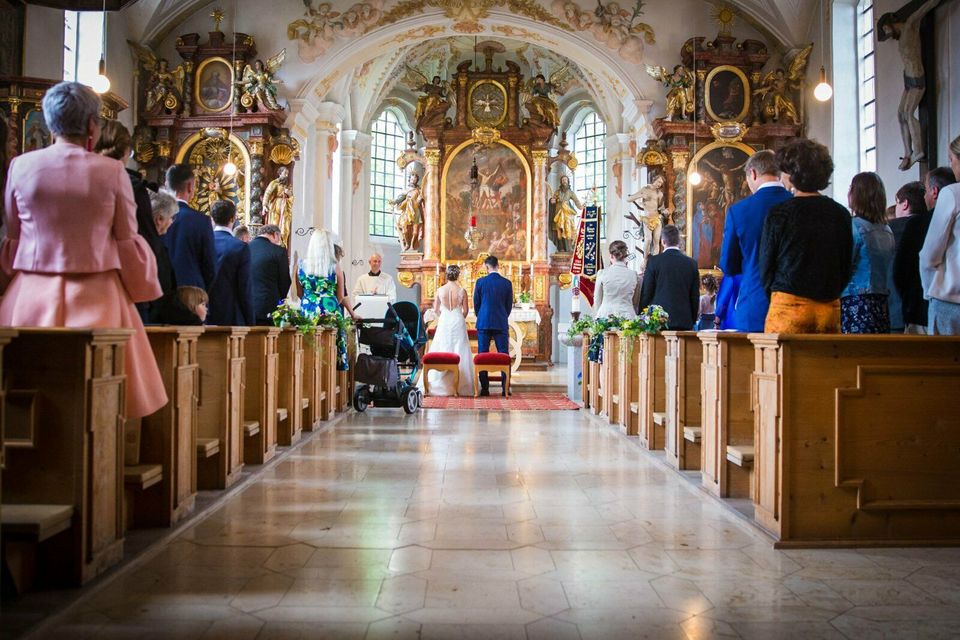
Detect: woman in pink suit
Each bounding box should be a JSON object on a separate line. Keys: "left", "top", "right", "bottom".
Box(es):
{"left": 0, "top": 82, "right": 167, "bottom": 418}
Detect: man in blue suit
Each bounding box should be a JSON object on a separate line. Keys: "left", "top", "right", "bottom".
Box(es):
{"left": 164, "top": 164, "right": 216, "bottom": 313}
{"left": 207, "top": 200, "right": 254, "bottom": 326}
{"left": 473, "top": 255, "right": 514, "bottom": 396}
{"left": 718, "top": 150, "right": 792, "bottom": 331}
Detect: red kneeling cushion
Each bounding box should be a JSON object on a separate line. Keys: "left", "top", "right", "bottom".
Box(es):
{"left": 423, "top": 352, "right": 461, "bottom": 365}
{"left": 474, "top": 352, "right": 512, "bottom": 366}
{"left": 467, "top": 329, "right": 478, "bottom": 339}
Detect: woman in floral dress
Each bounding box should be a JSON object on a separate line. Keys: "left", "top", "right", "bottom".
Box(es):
{"left": 298, "top": 229, "right": 356, "bottom": 370}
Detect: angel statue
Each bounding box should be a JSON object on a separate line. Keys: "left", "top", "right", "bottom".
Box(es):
{"left": 263, "top": 166, "right": 294, "bottom": 247}
{"left": 239, "top": 49, "right": 286, "bottom": 111}
{"left": 521, "top": 65, "right": 575, "bottom": 129}
{"left": 645, "top": 64, "right": 694, "bottom": 121}
{"left": 401, "top": 66, "right": 452, "bottom": 129}
{"left": 627, "top": 175, "right": 667, "bottom": 268}
{"left": 129, "top": 43, "right": 186, "bottom": 113}
{"left": 753, "top": 44, "right": 812, "bottom": 125}
{"left": 390, "top": 173, "right": 424, "bottom": 253}
{"left": 549, "top": 174, "right": 583, "bottom": 253}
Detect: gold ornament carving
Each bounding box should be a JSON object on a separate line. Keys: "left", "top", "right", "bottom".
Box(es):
{"left": 398, "top": 271, "right": 415, "bottom": 288}
{"left": 270, "top": 144, "right": 296, "bottom": 165}
{"left": 155, "top": 141, "right": 172, "bottom": 159}
{"left": 424, "top": 149, "right": 442, "bottom": 166}
{"left": 531, "top": 150, "right": 549, "bottom": 167}
{"left": 558, "top": 272, "right": 573, "bottom": 290}
{"left": 710, "top": 121, "right": 748, "bottom": 143}
{"left": 639, "top": 149, "right": 668, "bottom": 166}
{"left": 373, "top": 0, "right": 571, "bottom": 32}
{"left": 470, "top": 126, "right": 501, "bottom": 146}
{"left": 249, "top": 140, "right": 265, "bottom": 156}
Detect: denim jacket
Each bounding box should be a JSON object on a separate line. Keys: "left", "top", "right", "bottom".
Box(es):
{"left": 842, "top": 216, "right": 895, "bottom": 297}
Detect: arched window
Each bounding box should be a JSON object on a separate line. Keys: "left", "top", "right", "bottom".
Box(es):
{"left": 63, "top": 10, "right": 104, "bottom": 86}
{"left": 369, "top": 109, "right": 407, "bottom": 238}
{"left": 570, "top": 110, "right": 607, "bottom": 235}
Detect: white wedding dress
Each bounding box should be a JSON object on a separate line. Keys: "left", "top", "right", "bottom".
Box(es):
{"left": 421, "top": 285, "right": 475, "bottom": 396}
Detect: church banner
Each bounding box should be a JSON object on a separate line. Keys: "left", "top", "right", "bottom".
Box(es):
{"left": 570, "top": 205, "right": 602, "bottom": 306}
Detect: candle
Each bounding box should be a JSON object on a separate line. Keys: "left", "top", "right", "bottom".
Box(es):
{"left": 470, "top": 215, "right": 477, "bottom": 227}
{"left": 572, "top": 295, "right": 581, "bottom": 313}
{"left": 436, "top": 264, "right": 440, "bottom": 279}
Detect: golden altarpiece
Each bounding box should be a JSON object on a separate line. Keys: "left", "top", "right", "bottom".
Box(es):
{"left": 396, "top": 45, "right": 571, "bottom": 367}
{"left": 130, "top": 18, "right": 299, "bottom": 239}
{"left": 641, "top": 30, "right": 810, "bottom": 272}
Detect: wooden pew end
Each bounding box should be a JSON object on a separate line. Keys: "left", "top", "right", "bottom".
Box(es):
{"left": 243, "top": 421, "right": 261, "bottom": 437}
{"left": 197, "top": 438, "right": 221, "bottom": 459}
{"left": 1, "top": 504, "right": 73, "bottom": 542}
{"left": 683, "top": 426, "right": 702, "bottom": 443}
{"left": 123, "top": 465, "right": 163, "bottom": 491}
{"left": 276, "top": 407, "right": 289, "bottom": 423}
{"left": 726, "top": 444, "right": 755, "bottom": 468}
{"left": 653, "top": 412, "right": 666, "bottom": 427}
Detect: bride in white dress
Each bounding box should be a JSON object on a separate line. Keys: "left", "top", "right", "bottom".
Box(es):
{"left": 421, "top": 265, "right": 475, "bottom": 396}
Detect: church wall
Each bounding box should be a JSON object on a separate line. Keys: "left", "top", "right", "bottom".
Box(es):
{"left": 935, "top": 0, "right": 960, "bottom": 166}
{"left": 23, "top": 5, "right": 63, "bottom": 80}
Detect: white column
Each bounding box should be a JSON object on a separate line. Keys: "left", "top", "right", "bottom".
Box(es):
{"left": 314, "top": 101, "right": 346, "bottom": 236}
{"left": 339, "top": 130, "right": 373, "bottom": 293}
{"left": 604, "top": 133, "right": 632, "bottom": 251}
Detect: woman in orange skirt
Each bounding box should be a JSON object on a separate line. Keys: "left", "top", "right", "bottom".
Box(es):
{"left": 0, "top": 82, "right": 167, "bottom": 418}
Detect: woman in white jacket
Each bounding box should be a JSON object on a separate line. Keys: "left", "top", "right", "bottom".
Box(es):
{"left": 920, "top": 134, "right": 960, "bottom": 335}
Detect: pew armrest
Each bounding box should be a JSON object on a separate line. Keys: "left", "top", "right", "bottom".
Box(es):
{"left": 1, "top": 504, "right": 73, "bottom": 541}
{"left": 683, "top": 426, "right": 702, "bottom": 443}
{"left": 124, "top": 464, "right": 163, "bottom": 490}
{"left": 629, "top": 402, "right": 638, "bottom": 415}
{"left": 277, "top": 408, "right": 289, "bottom": 422}
{"left": 301, "top": 397, "right": 310, "bottom": 410}
{"left": 197, "top": 438, "right": 221, "bottom": 458}
{"left": 653, "top": 412, "right": 666, "bottom": 426}
{"left": 243, "top": 421, "right": 260, "bottom": 437}
{"left": 726, "top": 444, "right": 754, "bottom": 467}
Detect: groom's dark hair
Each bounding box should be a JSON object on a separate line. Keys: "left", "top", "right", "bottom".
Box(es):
{"left": 484, "top": 255, "right": 499, "bottom": 269}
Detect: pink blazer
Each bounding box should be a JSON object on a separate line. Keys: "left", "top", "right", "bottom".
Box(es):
{"left": 1, "top": 142, "right": 161, "bottom": 302}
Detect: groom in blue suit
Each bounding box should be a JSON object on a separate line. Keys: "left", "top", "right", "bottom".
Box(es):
{"left": 719, "top": 150, "right": 791, "bottom": 332}
{"left": 473, "top": 255, "right": 514, "bottom": 396}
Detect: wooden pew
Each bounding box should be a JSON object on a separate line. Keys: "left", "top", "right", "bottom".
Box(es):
{"left": 580, "top": 331, "right": 592, "bottom": 410}
{"left": 195, "top": 327, "right": 247, "bottom": 490}
{"left": 277, "top": 328, "right": 304, "bottom": 446}
{"left": 637, "top": 333, "right": 667, "bottom": 450}
{"left": 244, "top": 327, "right": 280, "bottom": 465}
{"left": 126, "top": 327, "right": 203, "bottom": 529}
{"left": 319, "top": 328, "right": 337, "bottom": 420}
{"left": 2, "top": 329, "right": 128, "bottom": 587}
{"left": 699, "top": 332, "right": 755, "bottom": 499}
{"left": 602, "top": 331, "right": 621, "bottom": 424}
{"left": 617, "top": 333, "right": 641, "bottom": 436}
{"left": 301, "top": 328, "right": 328, "bottom": 431}
{"left": 750, "top": 334, "right": 960, "bottom": 547}
{"left": 663, "top": 331, "right": 702, "bottom": 470}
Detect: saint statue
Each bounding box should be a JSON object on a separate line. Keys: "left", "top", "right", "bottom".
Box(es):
{"left": 645, "top": 64, "right": 694, "bottom": 121}
{"left": 263, "top": 166, "right": 294, "bottom": 247}
{"left": 391, "top": 173, "right": 424, "bottom": 253}
{"left": 753, "top": 44, "right": 811, "bottom": 125}
{"left": 878, "top": 0, "right": 942, "bottom": 170}
{"left": 239, "top": 49, "right": 286, "bottom": 111}
{"left": 401, "top": 66, "right": 452, "bottom": 128}
{"left": 549, "top": 174, "right": 583, "bottom": 253}
{"left": 130, "top": 43, "right": 186, "bottom": 113}
{"left": 627, "top": 175, "right": 667, "bottom": 268}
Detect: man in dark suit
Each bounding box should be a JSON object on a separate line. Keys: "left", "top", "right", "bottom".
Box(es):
{"left": 638, "top": 225, "right": 700, "bottom": 330}
{"left": 249, "top": 224, "right": 292, "bottom": 325}
{"left": 719, "top": 150, "right": 792, "bottom": 331}
{"left": 473, "top": 255, "right": 514, "bottom": 396}
{"left": 207, "top": 200, "right": 253, "bottom": 326}
{"left": 163, "top": 164, "right": 216, "bottom": 309}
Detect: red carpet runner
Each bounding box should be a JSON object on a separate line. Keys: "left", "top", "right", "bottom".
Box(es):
{"left": 421, "top": 392, "right": 580, "bottom": 410}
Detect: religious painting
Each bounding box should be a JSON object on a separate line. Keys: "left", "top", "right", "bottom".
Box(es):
{"left": 22, "top": 108, "right": 51, "bottom": 153}
{"left": 687, "top": 142, "right": 753, "bottom": 270}
{"left": 441, "top": 140, "right": 531, "bottom": 263}
{"left": 195, "top": 58, "right": 234, "bottom": 112}
{"left": 176, "top": 131, "right": 250, "bottom": 223}
{"left": 705, "top": 66, "right": 750, "bottom": 122}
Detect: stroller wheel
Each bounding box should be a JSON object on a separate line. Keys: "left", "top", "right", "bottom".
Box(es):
{"left": 353, "top": 387, "right": 370, "bottom": 412}
{"left": 402, "top": 387, "right": 419, "bottom": 414}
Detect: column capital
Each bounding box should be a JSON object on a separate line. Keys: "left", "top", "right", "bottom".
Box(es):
{"left": 340, "top": 130, "right": 372, "bottom": 157}
{"left": 424, "top": 148, "right": 442, "bottom": 166}
{"left": 315, "top": 101, "right": 346, "bottom": 132}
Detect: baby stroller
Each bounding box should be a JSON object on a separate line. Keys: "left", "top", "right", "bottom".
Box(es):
{"left": 352, "top": 301, "right": 426, "bottom": 414}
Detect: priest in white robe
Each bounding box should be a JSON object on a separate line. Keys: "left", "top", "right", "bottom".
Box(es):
{"left": 352, "top": 253, "right": 397, "bottom": 303}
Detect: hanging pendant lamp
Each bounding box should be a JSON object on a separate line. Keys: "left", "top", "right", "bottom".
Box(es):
{"left": 92, "top": 0, "right": 111, "bottom": 93}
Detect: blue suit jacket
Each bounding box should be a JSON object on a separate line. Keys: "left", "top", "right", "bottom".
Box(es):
{"left": 719, "top": 184, "right": 791, "bottom": 331}
{"left": 208, "top": 230, "right": 254, "bottom": 326}
{"left": 164, "top": 202, "right": 216, "bottom": 291}
{"left": 473, "top": 272, "right": 514, "bottom": 333}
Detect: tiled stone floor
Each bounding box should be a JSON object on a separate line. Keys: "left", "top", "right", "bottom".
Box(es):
{"left": 39, "top": 409, "right": 960, "bottom": 639}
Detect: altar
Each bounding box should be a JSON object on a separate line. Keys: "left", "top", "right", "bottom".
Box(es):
{"left": 391, "top": 42, "right": 571, "bottom": 368}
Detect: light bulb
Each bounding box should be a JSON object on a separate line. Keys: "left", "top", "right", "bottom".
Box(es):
{"left": 814, "top": 66, "right": 833, "bottom": 102}
{"left": 688, "top": 170, "right": 702, "bottom": 186}
{"left": 223, "top": 161, "right": 238, "bottom": 176}
{"left": 92, "top": 58, "right": 110, "bottom": 94}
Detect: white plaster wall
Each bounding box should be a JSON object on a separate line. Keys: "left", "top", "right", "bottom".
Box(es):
{"left": 23, "top": 5, "right": 63, "bottom": 80}
{"left": 935, "top": 0, "right": 960, "bottom": 165}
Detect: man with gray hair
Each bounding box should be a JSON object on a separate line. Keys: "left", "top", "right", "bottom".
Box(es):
{"left": 718, "top": 149, "right": 792, "bottom": 331}
{"left": 352, "top": 252, "right": 397, "bottom": 303}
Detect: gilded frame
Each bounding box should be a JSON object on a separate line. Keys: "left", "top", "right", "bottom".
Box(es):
{"left": 194, "top": 57, "right": 234, "bottom": 113}
{"left": 686, "top": 140, "right": 755, "bottom": 272}
{"left": 704, "top": 65, "right": 750, "bottom": 123}
{"left": 440, "top": 137, "right": 532, "bottom": 264}
{"left": 467, "top": 79, "right": 508, "bottom": 129}
{"left": 175, "top": 132, "right": 252, "bottom": 224}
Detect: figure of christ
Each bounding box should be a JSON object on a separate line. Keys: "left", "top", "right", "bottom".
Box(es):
{"left": 878, "top": 0, "right": 942, "bottom": 170}
{"left": 476, "top": 162, "right": 505, "bottom": 210}
{"left": 627, "top": 175, "right": 667, "bottom": 268}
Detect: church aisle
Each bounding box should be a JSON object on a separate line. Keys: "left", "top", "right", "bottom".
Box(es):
{"left": 42, "top": 410, "right": 960, "bottom": 639}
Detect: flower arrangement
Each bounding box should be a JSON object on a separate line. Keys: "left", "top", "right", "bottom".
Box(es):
{"left": 517, "top": 290, "right": 532, "bottom": 304}
{"left": 270, "top": 301, "right": 317, "bottom": 335}
{"left": 587, "top": 314, "right": 627, "bottom": 363}
{"left": 620, "top": 305, "right": 671, "bottom": 337}
{"left": 566, "top": 315, "right": 594, "bottom": 341}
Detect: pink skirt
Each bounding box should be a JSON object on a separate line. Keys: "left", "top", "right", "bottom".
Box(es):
{"left": 0, "top": 270, "right": 168, "bottom": 418}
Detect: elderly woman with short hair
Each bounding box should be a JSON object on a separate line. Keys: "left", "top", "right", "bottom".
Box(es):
{"left": 0, "top": 82, "right": 167, "bottom": 418}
